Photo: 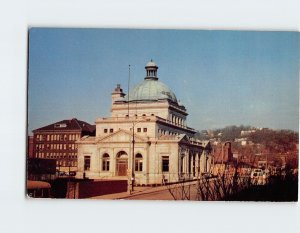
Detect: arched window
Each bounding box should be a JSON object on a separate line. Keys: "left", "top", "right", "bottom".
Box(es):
{"left": 135, "top": 153, "right": 143, "bottom": 172}
{"left": 102, "top": 153, "right": 110, "bottom": 171}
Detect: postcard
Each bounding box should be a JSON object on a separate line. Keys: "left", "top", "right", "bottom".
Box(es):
{"left": 27, "top": 28, "right": 299, "bottom": 201}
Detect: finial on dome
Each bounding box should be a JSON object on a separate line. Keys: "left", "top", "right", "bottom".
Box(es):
{"left": 145, "top": 59, "right": 158, "bottom": 80}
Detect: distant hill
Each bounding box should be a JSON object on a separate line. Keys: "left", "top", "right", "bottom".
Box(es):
{"left": 196, "top": 125, "right": 299, "bottom": 153}
{"left": 196, "top": 125, "right": 253, "bottom": 141}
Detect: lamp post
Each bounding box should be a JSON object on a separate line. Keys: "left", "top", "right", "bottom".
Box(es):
{"left": 130, "top": 123, "right": 135, "bottom": 194}
{"left": 128, "top": 117, "right": 143, "bottom": 194}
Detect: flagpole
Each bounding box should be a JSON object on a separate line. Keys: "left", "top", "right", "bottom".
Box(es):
{"left": 127, "top": 64, "right": 130, "bottom": 117}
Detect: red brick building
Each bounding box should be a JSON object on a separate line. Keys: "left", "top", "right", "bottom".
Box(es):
{"left": 27, "top": 136, "right": 34, "bottom": 158}
{"left": 213, "top": 141, "right": 234, "bottom": 164}
{"left": 32, "top": 118, "right": 95, "bottom": 172}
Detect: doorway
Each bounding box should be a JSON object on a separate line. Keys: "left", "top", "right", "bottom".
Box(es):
{"left": 116, "top": 151, "right": 128, "bottom": 176}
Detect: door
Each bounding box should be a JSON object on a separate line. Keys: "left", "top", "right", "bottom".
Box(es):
{"left": 117, "top": 160, "right": 128, "bottom": 176}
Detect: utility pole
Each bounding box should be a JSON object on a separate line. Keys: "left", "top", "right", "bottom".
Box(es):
{"left": 127, "top": 64, "right": 137, "bottom": 194}
{"left": 127, "top": 65, "right": 130, "bottom": 117}
{"left": 131, "top": 121, "right": 135, "bottom": 193}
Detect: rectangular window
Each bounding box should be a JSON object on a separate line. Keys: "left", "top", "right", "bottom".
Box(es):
{"left": 84, "top": 156, "right": 91, "bottom": 171}
{"left": 162, "top": 156, "right": 169, "bottom": 172}
{"left": 180, "top": 157, "right": 184, "bottom": 173}
{"left": 143, "top": 128, "right": 147, "bottom": 132}
{"left": 135, "top": 160, "right": 143, "bottom": 172}
{"left": 102, "top": 160, "right": 110, "bottom": 171}
{"left": 110, "top": 128, "right": 114, "bottom": 133}
{"left": 137, "top": 128, "right": 141, "bottom": 132}
{"left": 54, "top": 123, "right": 67, "bottom": 128}
{"left": 104, "top": 129, "right": 108, "bottom": 133}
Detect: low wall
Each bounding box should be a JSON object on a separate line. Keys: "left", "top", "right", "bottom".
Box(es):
{"left": 67, "top": 180, "right": 127, "bottom": 199}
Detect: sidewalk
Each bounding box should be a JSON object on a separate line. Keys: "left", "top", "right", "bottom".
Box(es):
{"left": 89, "top": 180, "right": 198, "bottom": 200}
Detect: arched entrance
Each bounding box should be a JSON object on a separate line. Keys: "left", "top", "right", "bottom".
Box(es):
{"left": 116, "top": 151, "right": 128, "bottom": 176}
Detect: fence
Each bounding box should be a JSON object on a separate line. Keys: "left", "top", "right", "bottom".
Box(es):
{"left": 166, "top": 173, "right": 252, "bottom": 201}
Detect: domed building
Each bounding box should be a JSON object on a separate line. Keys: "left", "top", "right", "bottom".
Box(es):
{"left": 76, "top": 60, "right": 212, "bottom": 185}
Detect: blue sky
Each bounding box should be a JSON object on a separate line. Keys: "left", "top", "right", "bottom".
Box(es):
{"left": 28, "top": 28, "right": 299, "bottom": 134}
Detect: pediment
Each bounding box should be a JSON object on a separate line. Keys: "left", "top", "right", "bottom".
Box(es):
{"left": 177, "top": 134, "right": 191, "bottom": 144}
{"left": 97, "top": 129, "right": 148, "bottom": 143}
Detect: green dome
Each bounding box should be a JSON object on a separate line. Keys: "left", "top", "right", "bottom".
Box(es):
{"left": 128, "top": 79, "right": 177, "bottom": 103}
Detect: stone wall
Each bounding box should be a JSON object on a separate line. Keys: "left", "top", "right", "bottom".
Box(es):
{"left": 67, "top": 180, "right": 127, "bottom": 199}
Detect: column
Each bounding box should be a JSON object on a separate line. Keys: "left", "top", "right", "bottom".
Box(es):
{"left": 195, "top": 153, "right": 199, "bottom": 177}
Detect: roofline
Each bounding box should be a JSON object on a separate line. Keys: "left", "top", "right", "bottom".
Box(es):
{"left": 32, "top": 129, "right": 82, "bottom": 133}
{"left": 32, "top": 118, "right": 95, "bottom": 132}
{"left": 156, "top": 117, "right": 197, "bottom": 134}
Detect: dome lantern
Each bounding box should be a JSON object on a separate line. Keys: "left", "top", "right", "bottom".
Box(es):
{"left": 145, "top": 59, "right": 158, "bottom": 80}
{"left": 126, "top": 60, "right": 178, "bottom": 103}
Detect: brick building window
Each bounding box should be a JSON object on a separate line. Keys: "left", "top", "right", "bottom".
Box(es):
{"left": 143, "top": 128, "right": 147, "bottom": 132}
{"left": 110, "top": 128, "right": 114, "bottom": 133}
{"left": 104, "top": 129, "right": 108, "bottom": 133}
{"left": 137, "top": 128, "right": 141, "bottom": 132}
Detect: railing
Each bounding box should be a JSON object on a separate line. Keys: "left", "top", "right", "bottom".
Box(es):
{"left": 96, "top": 115, "right": 197, "bottom": 133}
{"left": 166, "top": 172, "right": 252, "bottom": 201}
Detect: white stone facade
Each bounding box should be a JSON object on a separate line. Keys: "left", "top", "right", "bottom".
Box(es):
{"left": 76, "top": 61, "right": 212, "bottom": 185}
